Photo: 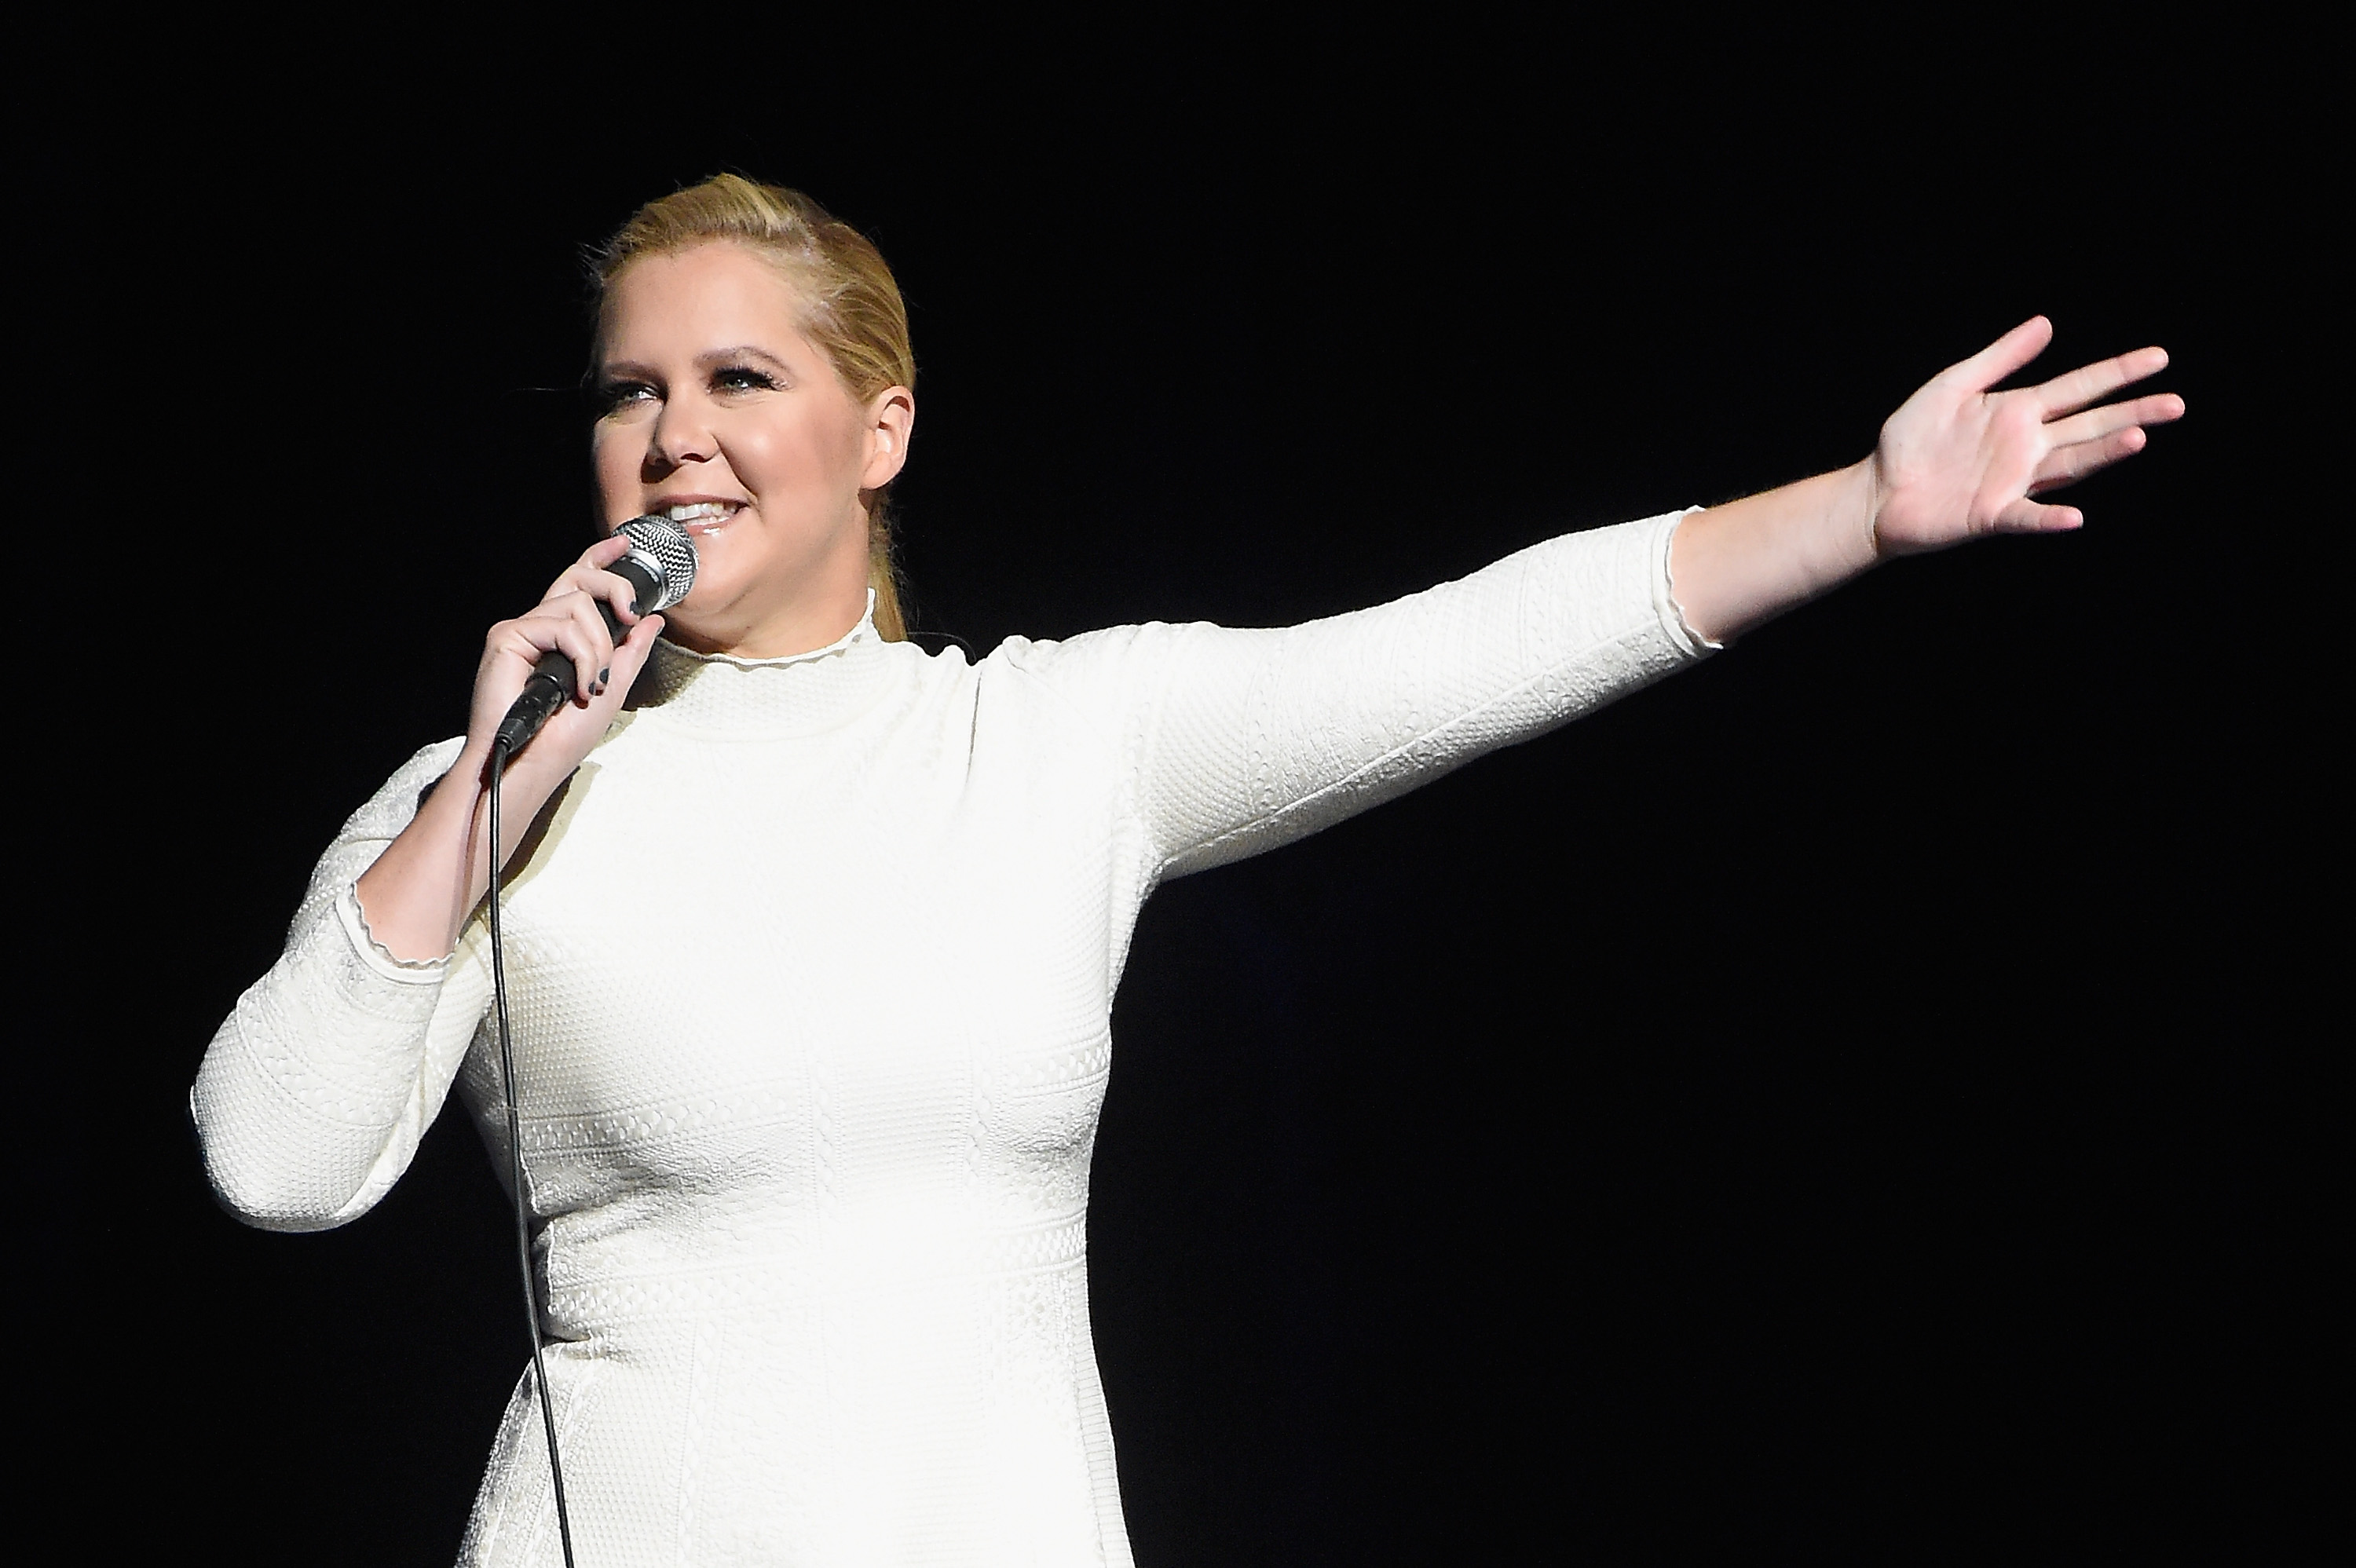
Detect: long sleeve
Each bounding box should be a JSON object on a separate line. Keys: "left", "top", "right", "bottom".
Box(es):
{"left": 192, "top": 736, "right": 494, "bottom": 1232}
{"left": 177, "top": 510, "right": 1714, "bottom": 1558}
{"left": 999, "top": 509, "right": 1713, "bottom": 879}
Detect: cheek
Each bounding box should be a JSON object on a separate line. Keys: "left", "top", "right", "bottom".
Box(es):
{"left": 591, "top": 431, "right": 638, "bottom": 517}
{"left": 735, "top": 411, "right": 864, "bottom": 500}
{"left": 727, "top": 422, "right": 798, "bottom": 495}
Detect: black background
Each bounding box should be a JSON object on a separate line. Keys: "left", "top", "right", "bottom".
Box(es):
{"left": 28, "top": 26, "right": 2325, "bottom": 1565}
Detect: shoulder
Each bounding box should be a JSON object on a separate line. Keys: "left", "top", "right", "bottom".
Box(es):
{"left": 906, "top": 623, "right": 1209, "bottom": 766}
{"left": 970, "top": 621, "right": 1224, "bottom": 720}
{"left": 976, "top": 620, "right": 1216, "bottom": 689}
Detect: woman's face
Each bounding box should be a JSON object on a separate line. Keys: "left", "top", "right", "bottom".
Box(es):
{"left": 592, "top": 241, "right": 911, "bottom": 659}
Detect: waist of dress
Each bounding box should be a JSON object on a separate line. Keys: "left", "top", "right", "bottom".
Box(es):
{"left": 543, "top": 1207, "right": 1091, "bottom": 1336}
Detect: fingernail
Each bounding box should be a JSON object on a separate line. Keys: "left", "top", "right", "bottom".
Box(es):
{"left": 598, "top": 667, "right": 610, "bottom": 685}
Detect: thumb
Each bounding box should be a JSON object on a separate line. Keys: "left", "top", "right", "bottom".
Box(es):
{"left": 610, "top": 612, "right": 667, "bottom": 679}
{"left": 1952, "top": 316, "right": 2054, "bottom": 393}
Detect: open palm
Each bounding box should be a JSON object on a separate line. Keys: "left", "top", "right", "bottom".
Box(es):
{"left": 1870, "top": 316, "right": 2184, "bottom": 557}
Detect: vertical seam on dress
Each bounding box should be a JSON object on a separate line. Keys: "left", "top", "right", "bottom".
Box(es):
{"left": 672, "top": 1321, "right": 708, "bottom": 1566}
{"left": 513, "top": 1353, "right": 605, "bottom": 1566}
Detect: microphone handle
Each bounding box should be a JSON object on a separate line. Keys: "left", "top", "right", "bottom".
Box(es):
{"left": 492, "top": 557, "right": 660, "bottom": 756}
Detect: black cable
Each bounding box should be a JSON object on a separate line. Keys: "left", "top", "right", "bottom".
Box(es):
{"left": 488, "top": 738, "right": 580, "bottom": 1568}
{"left": 908, "top": 628, "right": 977, "bottom": 660}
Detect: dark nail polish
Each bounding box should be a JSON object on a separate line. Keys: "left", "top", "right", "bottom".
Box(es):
{"left": 598, "top": 667, "right": 611, "bottom": 685}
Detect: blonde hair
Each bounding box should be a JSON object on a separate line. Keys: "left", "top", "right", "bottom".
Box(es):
{"left": 591, "top": 174, "right": 916, "bottom": 641}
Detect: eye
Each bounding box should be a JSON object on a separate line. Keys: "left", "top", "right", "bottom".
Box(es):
{"left": 594, "top": 378, "right": 658, "bottom": 416}
{"left": 712, "top": 364, "right": 781, "bottom": 394}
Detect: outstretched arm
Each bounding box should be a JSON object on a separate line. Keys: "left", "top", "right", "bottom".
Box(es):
{"left": 1669, "top": 317, "right": 2185, "bottom": 643}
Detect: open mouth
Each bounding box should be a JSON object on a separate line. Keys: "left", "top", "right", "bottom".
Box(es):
{"left": 657, "top": 499, "right": 745, "bottom": 535}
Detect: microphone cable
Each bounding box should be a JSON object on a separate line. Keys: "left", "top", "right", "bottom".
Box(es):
{"left": 471, "top": 514, "right": 693, "bottom": 1568}
{"left": 487, "top": 735, "right": 580, "bottom": 1568}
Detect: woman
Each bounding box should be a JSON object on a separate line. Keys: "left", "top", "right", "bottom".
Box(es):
{"left": 192, "top": 175, "right": 2182, "bottom": 1565}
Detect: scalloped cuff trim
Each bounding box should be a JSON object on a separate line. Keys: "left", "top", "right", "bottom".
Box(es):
{"left": 1657, "top": 506, "right": 1725, "bottom": 655}
{"left": 335, "top": 883, "right": 451, "bottom": 985}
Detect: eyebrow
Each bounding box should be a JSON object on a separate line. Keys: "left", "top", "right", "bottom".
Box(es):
{"left": 698, "top": 345, "right": 796, "bottom": 375}
{"left": 595, "top": 345, "right": 799, "bottom": 381}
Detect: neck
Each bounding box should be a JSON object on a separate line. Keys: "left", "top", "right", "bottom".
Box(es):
{"left": 667, "top": 579, "right": 875, "bottom": 661}
{"left": 631, "top": 590, "right": 892, "bottom": 736}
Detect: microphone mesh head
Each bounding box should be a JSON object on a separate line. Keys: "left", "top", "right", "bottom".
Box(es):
{"left": 613, "top": 515, "right": 699, "bottom": 612}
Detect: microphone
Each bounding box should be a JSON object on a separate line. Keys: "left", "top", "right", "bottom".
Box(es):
{"left": 492, "top": 516, "right": 699, "bottom": 755}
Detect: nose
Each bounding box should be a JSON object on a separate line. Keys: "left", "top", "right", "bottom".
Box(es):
{"left": 643, "top": 397, "right": 718, "bottom": 476}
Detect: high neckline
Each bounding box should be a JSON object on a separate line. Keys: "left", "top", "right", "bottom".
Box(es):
{"left": 625, "top": 590, "right": 904, "bottom": 737}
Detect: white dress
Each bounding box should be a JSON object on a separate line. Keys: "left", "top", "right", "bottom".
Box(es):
{"left": 192, "top": 510, "right": 1710, "bottom": 1565}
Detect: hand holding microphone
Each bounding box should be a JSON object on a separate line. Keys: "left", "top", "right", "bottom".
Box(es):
{"left": 356, "top": 517, "right": 698, "bottom": 971}
{"left": 492, "top": 517, "right": 699, "bottom": 755}
{"left": 467, "top": 517, "right": 698, "bottom": 775}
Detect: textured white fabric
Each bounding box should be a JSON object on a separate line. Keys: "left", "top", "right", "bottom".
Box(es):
{"left": 192, "top": 510, "right": 1710, "bottom": 1565}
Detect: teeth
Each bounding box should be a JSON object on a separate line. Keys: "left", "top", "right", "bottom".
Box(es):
{"left": 662, "top": 502, "right": 737, "bottom": 524}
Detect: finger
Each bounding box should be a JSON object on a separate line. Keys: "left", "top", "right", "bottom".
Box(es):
{"left": 562, "top": 593, "right": 620, "bottom": 700}
{"left": 584, "top": 612, "right": 667, "bottom": 711}
{"left": 580, "top": 532, "right": 634, "bottom": 568}
{"left": 505, "top": 605, "right": 605, "bottom": 704}
{"left": 521, "top": 594, "right": 616, "bottom": 702}
{"left": 546, "top": 563, "right": 642, "bottom": 625}
{"left": 543, "top": 605, "right": 609, "bottom": 701}
{"left": 543, "top": 535, "right": 635, "bottom": 605}
{"left": 1991, "top": 495, "right": 2084, "bottom": 533}
{"left": 1949, "top": 316, "right": 2054, "bottom": 392}
{"left": 2028, "top": 425, "right": 2148, "bottom": 493}
{"left": 592, "top": 566, "right": 645, "bottom": 626}
{"left": 2041, "top": 392, "right": 2186, "bottom": 449}
{"left": 608, "top": 612, "right": 666, "bottom": 682}
{"left": 620, "top": 609, "right": 664, "bottom": 651}
{"left": 2034, "top": 346, "right": 2169, "bottom": 418}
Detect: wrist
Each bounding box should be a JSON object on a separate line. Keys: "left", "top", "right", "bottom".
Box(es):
{"left": 1838, "top": 457, "right": 1887, "bottom": 573}
{"left": 408, "top": 740, "right": 489, "bottom": 833}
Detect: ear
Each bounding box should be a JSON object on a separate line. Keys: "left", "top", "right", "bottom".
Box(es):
{"left": 859, "top": 386, "right": 915, "bottom": 491}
